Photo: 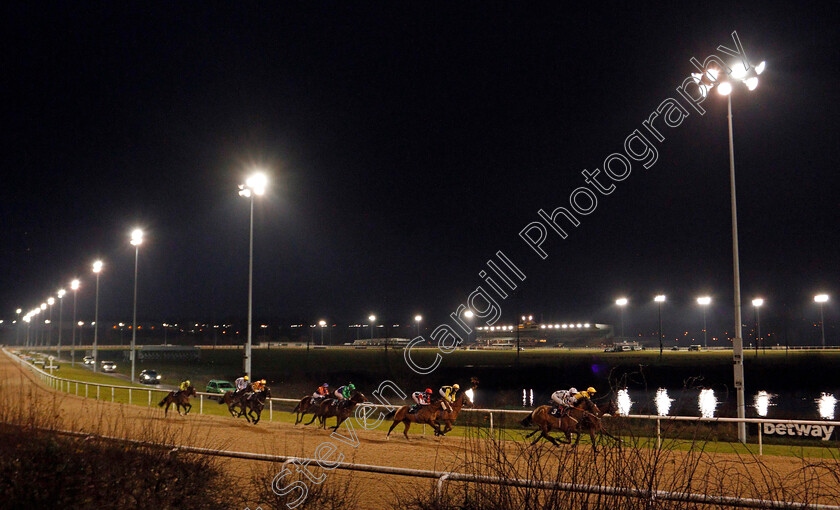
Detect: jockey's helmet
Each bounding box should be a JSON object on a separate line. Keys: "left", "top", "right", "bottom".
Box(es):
{"left": 261, "top": 379, "right": 266, "bottom": 384}
{"left": 323, "top": 382, "right": 329, "bottom": 387}
{"left": 569, "top": 387, "right": 578, "bottom": 394}
{"left": 348, "top": 383, "right": 355, "bottom": 390}
{"left": 587, "top": 387, "right": 597, "bottom": 394}
{"left": 453, "top": 384, "right": 460, "bottom": 390}
{"left": 425, "top": 388, "right": 432, "bottom": 394}
{"left": 185, "top": 380, "right": 190, "bottom": 387}
{"left": 244, "top": 375, "right": 249, "bottom": 381}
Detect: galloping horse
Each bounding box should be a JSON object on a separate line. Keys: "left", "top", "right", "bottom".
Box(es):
{"left": 218, "top": 390, "right": 247, "bottom": 418}
{"left": 158, "top": 386, "right": 197, "bottom": 417}
{"left": 306, "top": 391, "right": 366, "bottom": 431}
{"left": 241, "top": 387, "right": 272, "bottom": 425}
{"left": 385, "top": 396, "right": 446, "bottom": 440}
{"left": 520, "top": 398, "right": 604, "bottom": 449}
{"left": 292, "top": 395, "right": 326, "bottom": 425}
{"left": 436, "top": 391, "right": 474, "bottom": 435}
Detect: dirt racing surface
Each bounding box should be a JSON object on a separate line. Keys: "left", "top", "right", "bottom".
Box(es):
{"left": 2, "top": 352, "right": 838, "bottom": 509}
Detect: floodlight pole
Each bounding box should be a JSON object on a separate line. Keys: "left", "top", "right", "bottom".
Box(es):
{"left": 131, "top": 244, "right": 140, "bottom": 382}
{"left": 245, "top": 194, "right": 254, "bottom": 379}
{"left": 727, "top": 95, "right": 747, "bottom": 443}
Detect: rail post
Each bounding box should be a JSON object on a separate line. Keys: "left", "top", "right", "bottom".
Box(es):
{"left": 85, "top": 384, "right": 88, "bottom": 398}
{"left": 96, "top": 385, "right": 100, "bottom": 400}
{"left": 148, "top": 389, "right": 151, "bottom": 407}
{"left": 270, "top": 399, "right": 273, "bottom": 421}
{"left": 758, "top": 422, "right": 763, "bottom": 456}
{"left": 111, "top": 387, "right": 114, "bottom": 403}
{"left": 656, "top": 418, "right": 661, "bottom": 450}
{"left": 200, "top": 394, "right": 204, "bottom": 415}
{"left": 490, "top": 412, "right": 494, "bottom": 436}
{"left": 129, "top": 388, "right": 132, "bottom": 405}
{"left": 75, "top": 382, "right": 78, "bottom": 396}
{"left": 436, "top": 473, "right": 451, "bottom": 497}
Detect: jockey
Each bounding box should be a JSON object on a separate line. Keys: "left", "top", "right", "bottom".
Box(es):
{"left": 179, "top": 379, "right": 191, "bottom": 391}
{"left": 572, "top": 387, "right": 597, "bottom": 405}
{"left": 233, "top": 375, "right": 250, "bottom": 399}
{"left": 312, "top": 382, "right": 330, "bottom": 400}
{"left": 438, "top": 384, "right": 459, "bottom": 412}
{"left": 334, "top": 383, "right": 355, "bottom": 401}
{"left": 251, "top": 379, "right": 266, "bottom": 393}
{"left": 409, "top": 388, "right": 434, "bottom": 414}
{"left": 550, "top": 387, "right": 577, "bottom": 416}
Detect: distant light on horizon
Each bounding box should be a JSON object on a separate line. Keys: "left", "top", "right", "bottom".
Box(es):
{"left": 655, "top": 295, "right": 666, "bottom": 303}
{"left": 616, "top": 298, "right": 628, "bottom": 306}
{"left": 814, "top": 294, "right": 829, "bottom": 303}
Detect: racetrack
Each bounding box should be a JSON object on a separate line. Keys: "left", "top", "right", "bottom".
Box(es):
{"left": 3, "top": 353, "right": 839, "bottom": 509}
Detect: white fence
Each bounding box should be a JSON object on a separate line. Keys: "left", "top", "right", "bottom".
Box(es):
{"left": 6, "top": 349, "right": 840, "bottom": 457}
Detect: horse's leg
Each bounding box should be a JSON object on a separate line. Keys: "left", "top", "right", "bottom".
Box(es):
{"left": 252, "top": 409, "right": 261, "bottom": 425}
{"left": 333, "top": 416, "right": 345, "bottom": 431}
{"left": 164, "top": 400, "right": 170, "bottom": 417}
{"left": 304, "top": 412, "right": 319, "bottom": 426}
{"left": 386, "top": 420, "right": 400, "bottom": 439}
{"left": 403, "top": 420, "right": 411, "bottom": 440}
{"left": 545, "top": 431, "right": 561, "bottom": 446}
{"left": 184, "top": 402, "right": 191, "bottom": 415}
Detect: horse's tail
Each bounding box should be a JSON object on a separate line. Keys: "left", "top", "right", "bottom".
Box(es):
{"left": 292, "top": 398, "right": 305, "bottom": 413}
{"left": 157, "top": 395, "right": 168, "bottom": 407}
{"left": 520, "top": 410, "right": 534, "bottom": 427}
{"left": 218, "top": 394, "right": 228, "bottom": 404}
{"left": 384, "top": 409, "right": 397, "bottom": 420}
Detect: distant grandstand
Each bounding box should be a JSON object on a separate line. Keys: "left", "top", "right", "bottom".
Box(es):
{"left": 475, "top": 317, "right": 613, "bottom": 348}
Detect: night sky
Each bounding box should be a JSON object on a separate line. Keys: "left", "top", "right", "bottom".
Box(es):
{"left": 3, "top": 3, "right": 838, "bottom": 338}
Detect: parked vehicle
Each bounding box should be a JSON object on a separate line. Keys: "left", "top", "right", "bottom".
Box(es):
{"left": 139, "top": 369, "right": 161, "bottom": 384}
{"left": 205, "top": 380, "right": 235, "bottom": 399}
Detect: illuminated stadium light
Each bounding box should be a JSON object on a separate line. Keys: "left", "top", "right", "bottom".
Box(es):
{"left": 817, "top": 393, "right": 837, "bottom": 420}
{"left": 616, "top": 388, "right": 632, "bottom": 416}
{"left": 655, "top": 388, "right": 673, "bottom": 416}
{"left": 698, "top": 389, "right": 718, "bottom": 418}
{"left": 754, "top": 391, "right": 773, "bottom": 417}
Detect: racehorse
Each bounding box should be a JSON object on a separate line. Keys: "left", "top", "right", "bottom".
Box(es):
{"left": 520, "top": 398, "right": 606, "bottom": 449}
{"left": 306, "top": 391, "right": 366, "bottom": 431}
{"left": 385, "top": 395, "right": 447, "bottom": 440}
{"left": 436, "top": 391, "right": 474, "bottom": 435}
{"left": 158, "top": 386, "right": 197, "bottom": 417}
{"left": 218, "top": 389, "right": 247, "bottom": 418}
{"left": 292, "top": 395, "right": 325, "bottom": 425}
{"left": 241, "top": 387, "right": 272, "bottom": 425}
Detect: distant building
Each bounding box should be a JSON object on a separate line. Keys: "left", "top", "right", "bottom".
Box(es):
{"left": 352, "top": 337, "right": 411, "bottom": 347}
{"left": 475, "top": 317, "right": 612, "bottom": 347}
{"left": 122, "top": 345, "right": 201, "bottom": 361}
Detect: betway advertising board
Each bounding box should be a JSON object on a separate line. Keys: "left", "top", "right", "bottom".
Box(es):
{"left": 758, "top": 422, "right": 836, "bottom": 441}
